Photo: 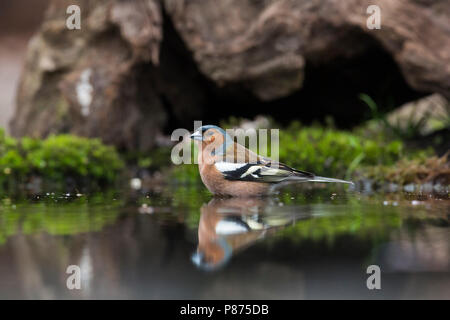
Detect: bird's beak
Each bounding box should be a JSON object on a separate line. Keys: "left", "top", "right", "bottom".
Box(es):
{"left": 190, "top": 130, "right": 203, "bottom": 141}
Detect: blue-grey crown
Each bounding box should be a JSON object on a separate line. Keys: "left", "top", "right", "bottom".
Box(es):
{"left": 197, "top": 125, "right": 226, "bottom": 135}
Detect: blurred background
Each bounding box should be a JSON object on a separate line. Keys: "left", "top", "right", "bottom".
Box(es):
{"left": 2, "top": 0, "right": 449, "bottom": 150}
{"left": 0, "top": 0, "right": 448, "bottom": 300}
{"left": 0, "top": 0, "right": 48, "bottom": 130}
{"left": 2, "top": 0, "right": 449, "bottom": 185}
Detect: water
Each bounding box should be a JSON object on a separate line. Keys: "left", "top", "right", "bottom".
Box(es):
{"left": 0, "top": 184, "right": 448, "bottom": 299}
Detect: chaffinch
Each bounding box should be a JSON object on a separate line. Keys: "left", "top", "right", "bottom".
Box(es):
{"left": 191, "top": 197, "right": 279, "bottom": 270}
{"left": 190, "top": 125, "right": 353, "bottom": 197}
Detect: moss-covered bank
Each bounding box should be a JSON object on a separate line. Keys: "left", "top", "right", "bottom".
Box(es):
{"left": 0, "top": 129, "right": 124, "bottom": 189}
{"left": 0, "top": 116, "right": 448, "bottom": 192}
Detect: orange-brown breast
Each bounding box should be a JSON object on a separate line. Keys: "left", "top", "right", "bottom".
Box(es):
{"left": 197, "top": 140, "right": 270, "bottom": 196}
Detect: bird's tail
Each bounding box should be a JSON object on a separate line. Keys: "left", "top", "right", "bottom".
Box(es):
{"left": 308, "top": 176, "right": 354, "bottom": 185}
{"left": 270, "top": 175, "right": 354, "bottom": 193}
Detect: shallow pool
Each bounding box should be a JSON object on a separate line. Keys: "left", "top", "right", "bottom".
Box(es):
{"left": 0, "top": 183, "right": 448, "bottom": 299}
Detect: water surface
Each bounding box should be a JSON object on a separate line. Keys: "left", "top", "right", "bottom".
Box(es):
{"left": 0, "top": 184, "right": 448, "bottom": 299}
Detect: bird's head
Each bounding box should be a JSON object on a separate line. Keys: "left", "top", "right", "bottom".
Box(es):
{"left": 191, "top": 237, "right": 232, "bottom": 271}
{"left": 190, "top": 125, "right": 233, "bottom": 156}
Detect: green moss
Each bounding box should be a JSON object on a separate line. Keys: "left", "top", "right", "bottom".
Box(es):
{"left": 126, "top": 147, "right": 172, "bottom": 171}
{"left": 278, "top": 122, "right": 408, "bottom": 179}
{"left": 0, "top": 128, "right": 124, "bottom": 187}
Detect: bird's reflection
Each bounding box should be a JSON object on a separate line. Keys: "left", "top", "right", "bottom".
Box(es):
{"left": 192, "top": 197, "right": 305, "bottom": 271}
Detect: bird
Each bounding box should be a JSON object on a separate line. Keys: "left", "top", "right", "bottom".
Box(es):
{"left": 190, "top": 125, "right": 353, "bottom": 197}
{"left": 192, "top": 197, "right": 281, "bottom": 270}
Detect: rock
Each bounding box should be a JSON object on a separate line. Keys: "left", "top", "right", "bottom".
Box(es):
{"left": 419, "top": 182, "right": 433, "bottom": 193}
{"left": 387, "top": 94, "right": 449, "bottom": 135}
{"left": 165, "top": 0, "right": 450, "bottom": 100}
{"left": 404, "top": 183, "right": 416, "bottom": 193}
{"left": 10, "top": 0, "right": 165, "bottom": 150}
{"left": 433, "top": 183, "right": 446, "bottom": 194}
{"left": 387, "top": 183, "right": 399, "bottom": 193}
{"left": 9, "top": 0, "right": 450, "bottom": 150}
{"left": 236, "top": 116, "right": 271, "bottom": 131}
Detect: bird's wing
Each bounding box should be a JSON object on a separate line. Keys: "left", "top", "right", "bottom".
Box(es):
{"left": 214, "top": 160, "right": 314, "bottom": 183}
